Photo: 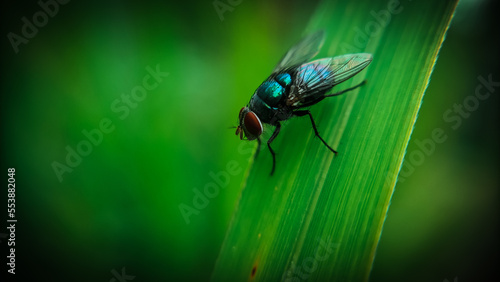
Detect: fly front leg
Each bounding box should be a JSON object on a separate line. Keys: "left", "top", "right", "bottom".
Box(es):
{"left": 267, "top": 122, "right": 281, "bottom": 175}
{"left": 293, "top": 110, "right": 338, "bottom": 155}
{"left": 254, "top": 137, "right": 262, "bottom": 160}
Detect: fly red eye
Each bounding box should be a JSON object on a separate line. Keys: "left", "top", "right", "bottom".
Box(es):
{"left": 244, "top": 111, "right": 262, "bottom": 137}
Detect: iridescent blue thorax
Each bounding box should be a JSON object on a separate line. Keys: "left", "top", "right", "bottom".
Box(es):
{"left": 249, "top": 73, "right": 292, "bottom": 124}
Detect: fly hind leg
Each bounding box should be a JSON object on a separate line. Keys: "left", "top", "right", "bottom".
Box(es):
{"left": 324, "top": 80, "right": 366, "bottom": 97}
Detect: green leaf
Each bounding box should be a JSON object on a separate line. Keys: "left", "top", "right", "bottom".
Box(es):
{"left": 212, "top": 0, "right": 458, "bottom": 281}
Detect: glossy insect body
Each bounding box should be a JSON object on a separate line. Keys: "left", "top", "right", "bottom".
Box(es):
{"left": 236, "top": 31, "right": 373, "bottom": 175}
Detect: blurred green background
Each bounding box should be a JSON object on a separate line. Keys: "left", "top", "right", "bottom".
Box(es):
{"left": 0, "top": 0, "right": 497, "bottom": 281}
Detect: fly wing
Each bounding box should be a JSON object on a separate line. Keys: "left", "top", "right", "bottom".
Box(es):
{"left": 272, "top": 30, "right": 325, "bottom": 73}
{"left": 288, "top": 53, "right": 373, "bottom": 106}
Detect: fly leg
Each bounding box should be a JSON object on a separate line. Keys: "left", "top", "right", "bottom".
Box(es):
{"left": 324, "top": 80, "right": 366, "bottom": 97}
{"left": 293, "top": 110, "right": 338, "bottom": 155}
{"left": 267, "top": 122, "right": 281, "bottom": 176}
{"left": 295, "top": 81, "right": 368, "bottom": 109}
{"left": 254, "top": 137, "right": 261, "bottom": 160}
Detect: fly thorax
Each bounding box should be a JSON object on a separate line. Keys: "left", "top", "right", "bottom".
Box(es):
{"left": 249, "top": 73, "right": 293, "bottom": 124}
{"left": 256, "top": 81, "right": 285, "bottom": 107}
{"left": 255, "top": 73, "right": 292, "bottom": 107}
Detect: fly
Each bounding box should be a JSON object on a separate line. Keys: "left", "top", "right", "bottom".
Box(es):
{"left": 235, "top": 31, "right": 373, "bottom": 175}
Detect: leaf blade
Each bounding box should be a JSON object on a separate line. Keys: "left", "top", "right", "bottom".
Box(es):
{"left": 212, "top": 0, "right": 458, "bottom": 281}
